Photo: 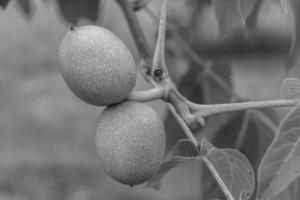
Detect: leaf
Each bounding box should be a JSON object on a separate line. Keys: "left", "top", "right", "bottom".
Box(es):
{"left": 56, "top": 0, "right": 99, "bottom": 25}
{"left": 146, "top": 156, "right": 196, "bottom": 190}
{"left": 201, "top": 137, "right": 217, "bottom": 155}
{"left": 204, "top": 109, "right": 277, "bottom": 170}
{"left": 257, "top": 103, "right": 300, "bottom": 200}
{"left": 288, "top": 177, "right": 300, "bottom": 199}
{"left": 16, "top": 0, "right": 31, "bottom": 17}
{"left": 171, "top": 139, "right": 200, "bottom": 157}
{"left": 281, "top": 77, "right": 300, "bottom": 99}
{"left": 0, "top": 0, "right": 10, "bottom": 9}
{"left": 270, "top": 188, "right": 293, "bottom": 200}
{"left": 202, "top": 139, "right": 255, "bottom": 200}
{"left": 200, "top": 108, "right": 277, "bottom": 200}
{"left": 286, "top": 0, "right": 300, "bottom": 72}
{"left": 213, "top": 0, "right": 255, "bottom": 36}
{"left": 263, "top": 176, "right": 300, "bottom": 199}
{"left": 267, "top": 177, "right": 300, "bottom": 200}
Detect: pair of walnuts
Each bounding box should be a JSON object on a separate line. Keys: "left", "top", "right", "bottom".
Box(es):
{"left": 59, "top": 25, "right": 166, "bottom": 186}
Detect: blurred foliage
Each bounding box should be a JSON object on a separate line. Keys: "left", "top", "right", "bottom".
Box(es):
{"left": 0, "top": 0, "right": 9, "bottom": 8}
{"left": 0, "top": 163, "right": 104, "bottom": 200}
{"left": 16, "top": 0, "right": 31, "bottom": 17}
{"left": 286, "top": 0, "right": 300, "bottom": 72}
{"left": 1, "top": 0, "right": 101, "bottom": 24}
{"left": 56, "top": 0, "right": 100, "bottom": 24}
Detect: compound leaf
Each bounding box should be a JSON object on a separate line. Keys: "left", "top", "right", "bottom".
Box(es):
{"left": 202, "top": 139, "right": 255, "bottom": 200}
{"left": 257, "top": 103, "right": 300, "bottom": 200}
{"left": 200, "top": 108, "right": 277, "bottom": 200}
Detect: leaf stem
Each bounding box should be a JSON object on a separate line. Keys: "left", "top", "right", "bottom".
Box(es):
{"left": 189, "top": 99, "right": 300, "bottom": 117}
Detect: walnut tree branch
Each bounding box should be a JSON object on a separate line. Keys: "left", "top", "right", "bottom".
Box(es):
{"left": 115, "top": 0, "right": 202, "bottom": 148}
{"left": 115, "top": 0, "right": 300, "bottom": 151}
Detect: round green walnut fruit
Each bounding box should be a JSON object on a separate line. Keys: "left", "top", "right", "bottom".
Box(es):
{"left": 96, "top": 101, "right": 166, "bottom": 186}
{"left": 59, "top": 25, "right": 137, "bottom": 106}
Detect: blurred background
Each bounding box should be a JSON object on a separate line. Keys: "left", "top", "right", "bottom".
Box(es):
{"left": 0, "top": 0, "right": 295, "bottom": 199}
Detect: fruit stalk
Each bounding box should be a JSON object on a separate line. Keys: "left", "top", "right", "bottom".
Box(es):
{"left": 128, "top": 86, "right": 165, "bottom": 102}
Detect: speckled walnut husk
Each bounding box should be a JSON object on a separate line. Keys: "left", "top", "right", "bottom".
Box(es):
{"left": 96, "top": 101, "right": 166, "bottom": 186}
{"left": 59, "top": 25, "right": 137, "bottom": 106}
